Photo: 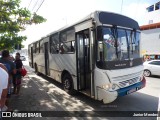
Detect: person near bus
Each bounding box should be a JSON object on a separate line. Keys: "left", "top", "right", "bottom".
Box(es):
{"left": 0, "top": 50, "right": 16, "bottom": 107}
{"left": 13, "top": 52, "right": 23, "bottom": 95}
{"left": 0, "top": 63, "right": 9, "bottom": 112}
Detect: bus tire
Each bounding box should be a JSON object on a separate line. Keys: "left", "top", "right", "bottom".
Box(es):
{"left": 63, "top": 73, "right": 75, "bottom": 95}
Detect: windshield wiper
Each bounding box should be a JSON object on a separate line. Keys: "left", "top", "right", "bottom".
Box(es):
{"left": 130, "top": 31, "right": 134, "bottom": 54}
{"left": 111, "top": 27, "right": 118, "bottom": 59}
{"left": 125, "top": 30, "right": 130, "bottom": 59}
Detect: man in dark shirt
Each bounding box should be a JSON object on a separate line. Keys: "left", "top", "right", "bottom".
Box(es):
{"left": 0, "top": 50, "right": 16, "bottom": 97}
{"left": 13, "top": 52, "right": 23, "bottom": 95}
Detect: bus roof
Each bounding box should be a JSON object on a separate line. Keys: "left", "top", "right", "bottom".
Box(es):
{"left": 47, "top": 11, "right": 139, "bottom": 36}
{"left": 29, "top": 11, "right": 139, "bottom": 45}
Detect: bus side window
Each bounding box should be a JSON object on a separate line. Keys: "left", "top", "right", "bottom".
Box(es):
{"left": 60, "top": 44, "right": 64, "bottom": 54}
{"left": 71, "top": 41, "right": 75, "bottom": 52}
{"left": 97, "top": 41, "right": 103, "bottom": 61}
{"left": 71, "top": 45, "right": 74, "bottom": 52}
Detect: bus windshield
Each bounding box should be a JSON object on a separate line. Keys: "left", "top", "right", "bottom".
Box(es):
{"left": 97, "top": 27, "right": 140, "bottom": 62}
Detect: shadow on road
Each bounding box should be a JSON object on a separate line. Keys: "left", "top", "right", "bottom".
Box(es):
{"left": 30, "top": 73, "right": 159, "bottom": 120}
{"left": 33, "top": 73, "right": 159, "bottom": 111}
{"left": 9, "top": 65, "right": 158, "bottom": 120}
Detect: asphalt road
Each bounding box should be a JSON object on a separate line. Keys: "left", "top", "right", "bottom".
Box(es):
{"left": 17, "top": 60, "right": 159, "bottom": 120}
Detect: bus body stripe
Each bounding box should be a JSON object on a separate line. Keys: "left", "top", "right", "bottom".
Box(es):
{"left": 117, "top": 78, "right": 146, "bottom": 97}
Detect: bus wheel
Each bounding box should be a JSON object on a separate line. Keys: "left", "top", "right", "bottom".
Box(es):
{"left": 143, "top": 70, "right": 151, "bottom": 77}
{"left": 63, "top": 74, "right": 74, "bottom": 94}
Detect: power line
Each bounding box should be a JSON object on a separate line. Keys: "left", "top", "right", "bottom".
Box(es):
{"left": 35, "top": 0, "right": 45, "bottom": 13}
{"left": 27, "top": 0, "right": 33, "bottom": 9}
{"left": 32, "top": 0, "right": 39, "bottom": 12}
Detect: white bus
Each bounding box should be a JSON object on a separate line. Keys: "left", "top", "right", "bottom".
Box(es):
{"left": 28, "top": 11, "right": 146, "bottom": 103}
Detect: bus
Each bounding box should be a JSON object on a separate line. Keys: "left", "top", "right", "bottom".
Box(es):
{"left": 28, "top": 11, "right": 146, "bottom": 103}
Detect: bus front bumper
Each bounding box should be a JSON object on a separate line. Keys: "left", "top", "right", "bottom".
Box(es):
{"left": 117, "top": 77, "right": 146, "bottom": 97}
{"left": 97, "top": 77, "right": 146, "bottom": 103}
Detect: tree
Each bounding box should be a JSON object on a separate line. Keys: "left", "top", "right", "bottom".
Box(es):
{"left": 0, "top": 0, "right": 46, "bottom": 50}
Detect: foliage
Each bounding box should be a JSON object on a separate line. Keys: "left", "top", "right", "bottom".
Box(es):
{"left": 0, "top": 0, "right": 46, "bottom": 50}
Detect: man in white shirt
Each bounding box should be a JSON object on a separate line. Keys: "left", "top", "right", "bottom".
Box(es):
{"left": 0, "top": 63, "right": 9, "bottom": 111}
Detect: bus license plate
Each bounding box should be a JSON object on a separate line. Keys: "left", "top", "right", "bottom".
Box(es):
{"left": 127, "top": 88, "right": 137, "bottom": 94}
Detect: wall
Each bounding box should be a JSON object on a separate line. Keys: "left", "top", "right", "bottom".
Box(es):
{"left": 141, "top": 28, "right": 160, "bottom": 54}
{"left": 146, "top": 9, "right": 160, "bottom": 24}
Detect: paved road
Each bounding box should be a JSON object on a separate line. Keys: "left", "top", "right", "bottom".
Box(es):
{"left": 8, "top": 61, "right": 160, "bottom": 120}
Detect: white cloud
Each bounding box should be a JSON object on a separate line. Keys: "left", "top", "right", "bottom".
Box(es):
{"left": 122, "top": 2, "right": 149, "bottom": 25}
{"left": 22, "top": 0, "right": 95, "bottom": 48}
{"left": 21, "top": 0, "right": 150, "bottom": 48}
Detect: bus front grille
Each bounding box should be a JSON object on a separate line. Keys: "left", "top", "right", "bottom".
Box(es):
{"left": 118, "top": 77, "right": 140, "bottom": 88}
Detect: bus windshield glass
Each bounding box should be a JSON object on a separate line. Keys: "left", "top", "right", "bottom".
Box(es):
{"left": 97, "top": 27, "right": 140, "bottom": 62}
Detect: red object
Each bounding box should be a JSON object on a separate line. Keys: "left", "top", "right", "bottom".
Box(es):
{"left": 141, "top": 76, "right": 146, "bottom": 88}
{"left": 21, "top": 67, "right": 27, "bottom": 77}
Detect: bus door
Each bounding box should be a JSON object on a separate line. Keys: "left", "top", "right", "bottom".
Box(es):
{"left": 76, "top": 29, "right": 91, "bottom": 95}
{"left": 44, "top": 42, "right": 49, "bottom": 75}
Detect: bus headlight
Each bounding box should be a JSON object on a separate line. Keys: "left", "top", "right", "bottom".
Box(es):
{"left": 101, "top": 84, "right": 119, "bottom": 91}
{"left": 102, "top": 84, "right": 112, "bottom": 90}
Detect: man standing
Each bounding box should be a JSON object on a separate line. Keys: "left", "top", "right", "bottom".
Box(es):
{"left": 13, "top": 52, "right": 23, "bottom": 95}
{"left": 0, "top": 63, "right": 9, "bottom": 112}
{"left": 0, "top": 50, "right": 16, "bottom": 100}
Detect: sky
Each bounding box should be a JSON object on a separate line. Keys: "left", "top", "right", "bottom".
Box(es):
{"left": 20, "top": 0, "right": 160, "bottom": 49}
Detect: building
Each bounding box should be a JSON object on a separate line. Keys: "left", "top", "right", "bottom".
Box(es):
{"left": 140, "top": 1, "right": 160, "bottom": 56}
{"left": 140, "top": 23, "right": 160, "bottom": 55}
{"left": 146, "top": 1, "right": 160, "bottom": 24}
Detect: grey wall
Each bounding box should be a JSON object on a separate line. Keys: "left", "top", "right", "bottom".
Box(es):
{"left": 141, "top": 28, "right": 160, "bottom": 54}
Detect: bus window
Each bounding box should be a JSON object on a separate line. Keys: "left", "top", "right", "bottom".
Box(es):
{"left": 40, "top": 40, "right": 44, "bottom": 53}
{"left": 71, "top": 41, "right": 75, "bottom": 52}
{"left": 61, "top": 41, "right": 75, "bottom": 53}
{"left": 60, "top": 28, "right": 75, "bottom": 54}
{"left": 50, "top": 34, "right": 59, "bottom": 54}
{"left": 60, "top": 43, "right": 64, "bottom": 54}
{"left": 97, "top": 41, "right": 103, "bottom": 61}
{"left": 67, "top": 29, "right": 75, "bottom": 41}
